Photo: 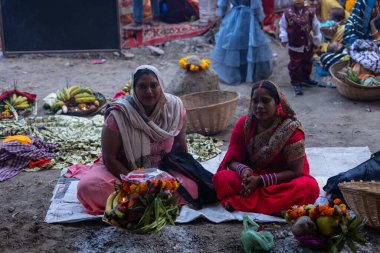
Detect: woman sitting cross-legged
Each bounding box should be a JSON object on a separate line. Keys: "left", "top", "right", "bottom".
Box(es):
{"left": 213, "top": 80, "right": 319, "bottom": 214}
{"left": 77, "top": 65, "right": 198, "bottom": 215}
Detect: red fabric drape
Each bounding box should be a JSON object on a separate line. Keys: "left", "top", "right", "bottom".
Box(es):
{"left": 262, "top": 0, "right": 275, "bottom": 25}
{"left": 213, "top": 115, "right": 319, "bottom": 214}
{"left": 0, "top": 90, "right": 37, "bottom": 102}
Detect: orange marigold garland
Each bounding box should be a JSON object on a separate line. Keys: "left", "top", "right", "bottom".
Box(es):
{"left": 103, "top": 168, "right": 180, "bottom": 233}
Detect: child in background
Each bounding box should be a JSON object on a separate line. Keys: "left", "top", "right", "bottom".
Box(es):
{"left": 279, "top": 0, "right": 322, "bottom": 95}
{"left": 129, "top": 0, "right": 160, "bottom": 28}
{"left": 320, "top": 7, "right": 346, "bottom": 39}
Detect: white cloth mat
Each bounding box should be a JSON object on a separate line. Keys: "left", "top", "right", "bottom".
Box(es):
{"left": 45, "top": 147, "right": 372, "bottom": 224}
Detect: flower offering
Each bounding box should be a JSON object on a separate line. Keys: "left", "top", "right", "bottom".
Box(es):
{"left": 103, "top": 168, "right": 180, "bottom": 233}
{"left": 285, "top": 199, "right": 366, "bottom": 252}
{"left": 179, "top": 55, "right": 211, "bottom": 72}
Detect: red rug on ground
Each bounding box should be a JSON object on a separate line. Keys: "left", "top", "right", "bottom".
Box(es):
{"left": 122, "top": 21, "right": 214, "bottom": 48}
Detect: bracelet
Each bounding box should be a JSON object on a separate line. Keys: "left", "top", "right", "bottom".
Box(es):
{"left": 260, "top": 173, "right": 278, "bottom": 187}
{"left": 236, "top": 163, "right": 251, "bottom": 177}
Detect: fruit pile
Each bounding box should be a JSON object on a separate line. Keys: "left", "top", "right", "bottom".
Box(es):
{"left": 1, "top": 93, "right": 35, "bottom": 120}
{"left": 103, "top": 168, "right": 180, "bottom": 233}
{"left": 51, "top": 86, "right": 100, "bottom": 113}
{"left": 122, "top": 81, "right": 132, "bottom": 95}
{"left": 286, "top": 198, "right": 365, "bottom": 252}
{"left": 339, "top": 65, "right": 380, "bottom": 87}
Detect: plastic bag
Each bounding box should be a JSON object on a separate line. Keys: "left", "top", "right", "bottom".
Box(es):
{"left": 120, "top": 168, "right": 176, "bottom": 184}
{"left": 241, "top": 215, "right": 274, "bottom": 253}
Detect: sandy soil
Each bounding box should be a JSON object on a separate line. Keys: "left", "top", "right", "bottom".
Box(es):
{"left": 1, "top": 35, "right": 380, "bottom": 253}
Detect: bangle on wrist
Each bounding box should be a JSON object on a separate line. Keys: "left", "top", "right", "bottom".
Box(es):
{"left": 260, "top": 173, "right": 278, "bottom": 187}
{"left": 236, "top": 163, "right": 250, "bottom": 177}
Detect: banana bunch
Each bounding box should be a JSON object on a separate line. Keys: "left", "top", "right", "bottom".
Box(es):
{"left": 122, "top": 80, "right": 132, "bottom": 94}
{"left": 104, "top": 188, "right": 126, "bottom": 220}
{"left": 9, "top": 94, "right": 31, "bottom": 110}
{"left": 52, "top": 85, "right": 100, "bottom": 110}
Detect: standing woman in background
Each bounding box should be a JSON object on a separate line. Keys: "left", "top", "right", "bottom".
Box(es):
{"left": 211, "top": 0, "right": 273, "bottom": 85}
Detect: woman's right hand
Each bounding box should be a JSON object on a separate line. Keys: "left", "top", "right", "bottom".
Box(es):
{"left": 241, "top": 168, "right": 253, "bottom": 182}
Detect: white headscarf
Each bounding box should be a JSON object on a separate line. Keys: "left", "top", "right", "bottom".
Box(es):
{"left": 106, "top": 65, "right": 184, "bottom": 169}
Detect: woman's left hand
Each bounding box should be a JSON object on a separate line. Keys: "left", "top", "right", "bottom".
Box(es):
{"left": 241, "top": 175, "right": 261, "bottom": 197}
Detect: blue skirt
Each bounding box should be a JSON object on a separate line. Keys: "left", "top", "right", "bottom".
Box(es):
{"left": 212, "top": 5, "right": 273, "bottom": 85}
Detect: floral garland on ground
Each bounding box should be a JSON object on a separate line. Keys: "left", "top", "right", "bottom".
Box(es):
{"left": 179, "top": 56, "right": 211, "bottom": 72}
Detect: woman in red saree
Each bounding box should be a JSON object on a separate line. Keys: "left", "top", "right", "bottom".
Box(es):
{"left": 213, "top": 80, "right": 319, "bottom": 214}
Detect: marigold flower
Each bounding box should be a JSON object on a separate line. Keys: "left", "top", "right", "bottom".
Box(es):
{"left": 130, "top": 184, "right": 138, "bottom": 193}
{"left": 333, "top": 198, "right": 342, "bottom": 205}
{"left": 179, "top": 56, "right": 210, "bottom": 72}
{"left": 139, "top": 182, "right": 148, "bottom": 192}
{"left": 309, "top": 208, "right": 319, "bottom": 219}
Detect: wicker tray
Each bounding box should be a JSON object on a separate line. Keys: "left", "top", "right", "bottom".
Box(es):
{"left": 180, "top": 90, "right": 240, "bottom": 136}
{"left": 338, "top": 181, "right": 380, "bottom": 229}
{"left": 330, "top": 61, "right": 380, "bottom": 101}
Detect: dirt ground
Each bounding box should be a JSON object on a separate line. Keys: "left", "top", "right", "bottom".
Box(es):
{"left": 1, "top": 34, "right": 380, "bottom": 253}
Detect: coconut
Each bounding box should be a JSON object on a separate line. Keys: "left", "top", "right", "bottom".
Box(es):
{"left": 291, "top": 216, "right": 318, "bottom": 236}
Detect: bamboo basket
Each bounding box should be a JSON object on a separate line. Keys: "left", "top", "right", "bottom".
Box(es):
{"left": 330, "top": 61, "right": 380, "bottom": 101}
{"left": 180, "top": 90, "right": 240, "bottom": 136}
{"left": 338, "top": 181, "right": 380, "bottom": 229}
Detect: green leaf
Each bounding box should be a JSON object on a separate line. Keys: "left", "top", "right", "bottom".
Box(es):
{"left": 346, "top": 238, "right": 357, "bottom": 253}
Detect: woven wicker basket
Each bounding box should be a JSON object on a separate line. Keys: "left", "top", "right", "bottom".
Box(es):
{"left": 180, "top": 90, "right": 240, "bottom": 136}
{"left": 330, "top": 61, "right": 380, "bottom": 101}
{"left": 338, "top": 181, "right": 380, "bottom": 229}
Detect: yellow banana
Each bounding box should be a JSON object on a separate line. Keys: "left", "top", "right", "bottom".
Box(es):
{"left": 113, "top": 208, "right": 125, "bottom": 219}
{"left": 75, "top": 97, "right": 96, "bottom": 103}
{"left": 63, "top": 88, "right": 71, "bottom": 101}
{"left": 52, "top": 101, "right": 65, "bottom": 110}
{"left": 105, "top": 191, "right": 118, "bottom": 217}
{"left": 74, "top": 92, "right": 93, "bottom": 99}
{"left": 10, "top": 94, "right": 17, "bottom": 104}
{"left": 56, "top": 91, "right": 64, "bottom": 101}
{"left": 13, "top": 96, "right": 28, "bottom": 106}
{"left": 68, "top": 85, "right": 81, "bottom": 96}
{"left": 14, "top": 102, "right": 30, "bottom": 109}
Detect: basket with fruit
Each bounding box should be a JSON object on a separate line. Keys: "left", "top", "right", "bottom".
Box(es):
{"left": 46, "top": 86, "right": 106, "bottom": 116}
{"left": 0, "top": 90, "right": 37, "bottom": 121}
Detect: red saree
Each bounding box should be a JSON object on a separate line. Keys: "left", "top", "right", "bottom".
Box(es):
{"left": 262, "top": 0, "right": 275, "bottom": 25}
{"left": 212, "top": 115, "right": 319, "bottom": 214}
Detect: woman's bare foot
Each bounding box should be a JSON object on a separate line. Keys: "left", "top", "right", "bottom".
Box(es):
{"left": 224, "top": 202, "right": 235, "bottom": 212}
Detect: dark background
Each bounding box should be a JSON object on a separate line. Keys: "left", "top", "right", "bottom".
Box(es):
{"left": 0, "top": 0, "right": 120, "bottom": 53}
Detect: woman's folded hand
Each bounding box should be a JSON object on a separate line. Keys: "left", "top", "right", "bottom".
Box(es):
{"left": 241, "top": 175, "right": 261, "bottom": 198}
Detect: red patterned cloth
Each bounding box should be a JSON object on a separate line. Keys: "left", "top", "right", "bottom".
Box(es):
{"left": 213, "top": 115, "right": 319, "bottom": 214}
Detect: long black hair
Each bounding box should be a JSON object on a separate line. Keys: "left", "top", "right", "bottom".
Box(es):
{"left": 250, "top": 80, "right": 280, "bottom": 105}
